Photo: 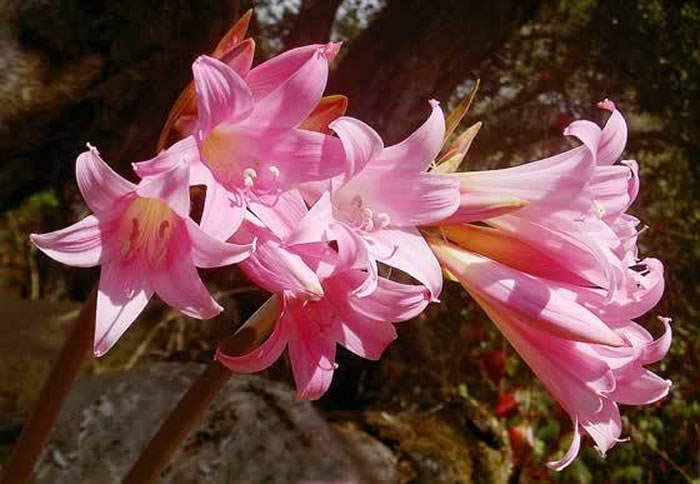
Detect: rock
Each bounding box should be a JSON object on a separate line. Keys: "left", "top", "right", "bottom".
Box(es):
{"left": 32, "top": 363, "right": 397, "bottom": 483}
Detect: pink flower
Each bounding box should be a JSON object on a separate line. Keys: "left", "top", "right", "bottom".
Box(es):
{"left": 218, "top": 186, "right": 430, "bottom": 400}
{"left": 31, "top": 138, "right": 254, "bottom": 356}
{"left": 287, "top": 100, "right": 460, "bottom": 299}
{"left": 153, "top": 44, "right": 347, "bottom": 240}
{"left": 445, "top": 101, "right": 656, "bottom": 303}
{"left": 218, "top": 260, "right": 429, "bottom": 400}
{"left": 429, "top": 235, "right": 671, "bottom": 470}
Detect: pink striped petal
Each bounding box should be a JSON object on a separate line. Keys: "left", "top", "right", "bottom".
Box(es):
{"left": 75, "top": 145, "right": 135, "bottom": 216}
{"left": 610, "top": 366, "right": 671, "bottom": 405}
{"left": 430, "top": 238, "right": 625, "bottom": 346}
{"left": 330, "top": 116, "right": 384, "bottom": 178}
{"left": 248, "top": 189, "right": 308, "bottom": 240}
{"left": 246, "top": 44, "right": 327, "bottom": 100}
{"left": 216, "top": 299, "right": 288, "bottom": 374}
{"left": 132, "top": 136, "right": 199, "bottom": 178}
{"left": 377, "top": 100, "right": 445, "bottom": 172}
{"left": 597, "top": 99, "right": 627, "bottom": 165}
{"left": 245, "top": 46, "right": 331, "bottom": 130}
{"left": 286, "top": 302, "right": 338, "bottom": 400}
{"left": 192, "top": 55, "right": 254, "bottom": 135}
{"left": 152, "top": 231, "right": 222, "bottom": 319}
{"left": 31, "top": 215, "right": 106, "bottom": 267}
{"left": 341, "top": 272, "right": 430, "bottom": 322}
{"left": 135, "top": 154, "right": 191, "bottom": 218}
{"left": 186, "top": 218, "right": 253, "bottom": 268}
{"left": 336, "top": 314, "right": 396, "bottom": 360}
{"left": 235, "top": 126, "right": 346, "bottom": 185}
{"left": 547, "top": 421, "right": 582, "bottom": 471}
{"left": 94, "top": 260, "right": 153, "bottom": 356}
{"left": 368, "top": 226, "right": 443, "bottom": 301}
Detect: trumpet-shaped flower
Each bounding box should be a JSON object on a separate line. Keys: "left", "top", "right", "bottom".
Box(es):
{"left": 287, "top": 101, "right": 460, "bottom": 299}
{"left": 31, "top": 137, "right": 254, "bottom": 356}
{"left": 429, "top": 236, "right": 671, "bottom": 469}
{"left": 444, "top": 101, "right": 655, "bottom": 303}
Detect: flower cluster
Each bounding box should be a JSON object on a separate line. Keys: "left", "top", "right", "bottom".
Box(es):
{"left": 31, "top": 17, "right": 670, "bottom": 469}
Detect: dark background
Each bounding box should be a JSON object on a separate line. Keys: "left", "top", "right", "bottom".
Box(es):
{"left": 1, "top": 0, "right": 698, "bottom": 481}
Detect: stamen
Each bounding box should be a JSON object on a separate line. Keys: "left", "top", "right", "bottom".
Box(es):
{"left": 268, "top": 166, "right": 280, "bottom": 179}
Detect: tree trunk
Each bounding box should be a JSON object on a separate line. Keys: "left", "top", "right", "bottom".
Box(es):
{"left": 328, "top": 0, "right": 541, "bottom": 144}
{"left": 283, "top": 0, "right": 342, "bottom": 48}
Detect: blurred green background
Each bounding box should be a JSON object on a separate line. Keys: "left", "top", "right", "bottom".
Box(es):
{"left": 0, "top": 0, "right": 698, "bottom": 481}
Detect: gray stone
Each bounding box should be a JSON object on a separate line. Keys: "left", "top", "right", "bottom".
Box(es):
{"left": 33, "top": 363, "right": 396, "bottom": 483}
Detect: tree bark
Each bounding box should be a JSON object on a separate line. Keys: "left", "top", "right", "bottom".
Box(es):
{"left": 328, "top": 0, "right": 541, "bottom": 144}
{"left": 283, "top": 0, "right": 342, "bottom": 48}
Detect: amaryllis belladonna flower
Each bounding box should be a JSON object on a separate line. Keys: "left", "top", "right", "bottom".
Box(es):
{"left": 287, "top": 100, "right": 460, "bottom": 298}
{"left": 31, "top": 137, "right": 254, "bottom": 355}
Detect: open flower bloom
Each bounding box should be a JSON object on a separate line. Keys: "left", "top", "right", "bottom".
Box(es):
{"left": 168, "top": 43, "right": 347, "bottom": 239}
{"left": 429, "top": 236, "right": 671, "bottom": 470}
{"left": 31, "top": 137, "right": 254, "bottom": 356}
{"left": 286, "top": 100, "right": 460, "bottom": 299}
{"left": 443, "top": 100, "right": 654, "bottom": 303}
{"left": 218, "top": 189, "right": 430, "bottom": 400}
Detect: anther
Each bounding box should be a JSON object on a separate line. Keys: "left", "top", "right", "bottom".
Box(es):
{"left": 268, "top": 166, "right": 280, "bottom": 179}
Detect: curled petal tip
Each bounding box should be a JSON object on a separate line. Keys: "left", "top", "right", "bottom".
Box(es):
{"left": 598, "top": 99, "right": 616, "bottom": 112}
{"left": 85, "top": 142, "right": 100, "bottom": 155}
{"left": 429, "top": 99, "right": 440, "bottom": 108}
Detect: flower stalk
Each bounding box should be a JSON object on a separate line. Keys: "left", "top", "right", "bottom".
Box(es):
{"left": 2, "top": 287, "right": 97, "bottom": 484}
{"left": 123, "top": 294, "right": 281, "bottom": 483}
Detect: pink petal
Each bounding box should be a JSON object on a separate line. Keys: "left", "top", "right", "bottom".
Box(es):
{"left": 329, "top": 270, "right": 429, "bottom": 322}
{"left": 135, "top": 154, "right": 191, "bottom": 218}
{"left": 580, "top": 399, "right": 622, "bottom": 455}
{"left": 329, "top": 222, "right": 378, "bottom": 297}
{"left": 199, "top": 180, "right": 246, "bottom": 241}
{"left": 244, "top": 46, "right": 330, "bottom": 130}
{"left": 346, "top": 171, "right": 460, "bottom": 227}
{"left": 192, "top": 55, "right": 254, "bottom": 135}
{"left": 151, "top": 229, "right": 222, "bottom": 319}
{"left": 368, "top": 226, "right": 443, "bottom": 301}
{"left": 329, "top": 116, "right": 384, "bottom": 178}
{"left": 216, "top": 298, "right": 288, "bottom": 374}
{"left": 429, "top": 238, "right": 625, "bottom": 346}
{"left": 597, "top": 100, "right": 628, "bottom": 166}
{"left": 94, "top": 260, "right": 153, "bottom": 356}
{"left": 186, "top": 218, "right": 254, "bottom": 268}
{"left": 286, "top": 302, "right": 338, "bottom": 400}
{"left": 248, "top": 189, "right": 308, "bottom": 240}
{"left": 235, "top": 126, "right": 346, "bottom": 186}
{"left": 132, "top": 136, "right": 199, "bottom": 178}
{"left": 30, "top": 215, "right": 106, "bottom": 267}
{"left": 376, "top": 99, "right": 445, "bottom": 172}
{"left": 238, "top": 222, "right": 323, "bottom": 298}
{"left": 75, "top": 145, "right": 135, "bottom": 216}
{"left": 245, "top": 44, "right": 324, "bottom": 100}
{"left": 547, "top": 420, "right": 582, "bottom": 471}
{"left": 610, "top": 366, "right": 671, "bottom": 405}
{"left": 285, "top": 191, "right": 333, "bottom": 247}
{"left": 335, "top": 312, "right": 396, "bottom": 360}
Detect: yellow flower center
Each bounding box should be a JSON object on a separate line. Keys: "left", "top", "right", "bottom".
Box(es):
{"left": 118, "top": 197, "right": 176, "bottom": 266}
